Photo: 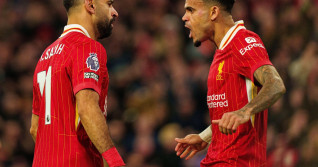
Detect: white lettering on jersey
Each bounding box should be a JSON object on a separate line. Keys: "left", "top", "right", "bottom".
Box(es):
{"left": 239, "top": 43, "right": 265, "bottom": 55}
{"left": 40, "top": 44, "right": 65, "bottom": 61}
{"left": 207, "top": 93, "right": 229, "bottom": 109}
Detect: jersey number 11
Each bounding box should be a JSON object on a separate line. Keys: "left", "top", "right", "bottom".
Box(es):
{"left": 37, "top": 66, "right": 52, "bottom": 125}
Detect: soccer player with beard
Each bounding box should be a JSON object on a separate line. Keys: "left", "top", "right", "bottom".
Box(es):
{"left": 175, "top": 0, "right": 286, "bottom": 166}
{"left": 30, "top": 0, "right": 125, "bottom": 166}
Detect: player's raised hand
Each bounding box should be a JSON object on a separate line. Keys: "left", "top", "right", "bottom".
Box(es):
{"left": 175, "top": 134, "right": 208, "bottom": 160}
{"left": 212, "top": 110, "right": 250, "bottom": 135}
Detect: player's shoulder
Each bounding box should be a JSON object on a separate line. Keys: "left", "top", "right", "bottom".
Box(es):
{"left": 230, "top": 29, "right": 267, "bottom": 56}
{"left": 234, "top": 29, "right": 263, "bottom": 44}
{"left": 63, "top": 33, "right": 107, "bottom": 66}
{"left": 230, "top": 28, "right": 264, "bottom": 49}
{"left": 64, "top": 33, "right": 106, "bottom": 53}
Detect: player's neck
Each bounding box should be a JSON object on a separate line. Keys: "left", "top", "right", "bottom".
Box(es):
{"left": 67, "top": 13, "right": 97, "bottom": 40}
{"left": 213, "top": 16, "right": 235, "bottom": 49}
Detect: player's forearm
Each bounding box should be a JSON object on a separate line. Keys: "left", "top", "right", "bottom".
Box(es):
{"left": 30, "top": 129, "right": 37, "bottom": 142}
{"left": 76, "top": 90, "right": 125, "bottom": 166}
{"left": 79, "top": 106, "right": 114, "bottom": 153}
{"left": 30, "top": 114, "right": 39, "bottom": 143}
{"left": 243, "top": 66, "right": 286, "bottom": 116}
{"left": 76, "top": 89, "right": 115, "bottom": 153}
{"left": 79, "top": 104, "right": 125, "bottom": 166}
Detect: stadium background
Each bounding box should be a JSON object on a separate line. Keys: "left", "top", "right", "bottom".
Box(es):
{"left": 0, "top": 0, "right": 317, "bottom": 166}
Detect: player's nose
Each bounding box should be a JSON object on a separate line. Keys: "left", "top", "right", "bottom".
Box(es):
{"left": 182, "top": 13, "right": 188, "bottom": 22}
{"left": 112, "top": 7, "right": 118, "bottom": 18}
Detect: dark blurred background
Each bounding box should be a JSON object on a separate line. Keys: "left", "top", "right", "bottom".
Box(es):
{"left": 0, "top": 0, "right": 318, "bottom": 166}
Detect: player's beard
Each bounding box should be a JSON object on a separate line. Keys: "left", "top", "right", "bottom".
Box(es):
{"left": 194, "top": 40, "right": 201, "bottom": 47}
{"left": 193, "top": 32, "right": 201, "bottom": 47}
{"left": 97, "top": 17, "right": 115, "bottom": 39}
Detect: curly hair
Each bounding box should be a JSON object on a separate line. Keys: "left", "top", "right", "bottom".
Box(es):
{"left": 203, "top": 0, "right": 235, "bottom": 13}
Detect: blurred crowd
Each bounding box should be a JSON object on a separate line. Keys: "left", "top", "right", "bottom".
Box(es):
{"left": 0, "top": 0, "right": 317, "bottom": 166}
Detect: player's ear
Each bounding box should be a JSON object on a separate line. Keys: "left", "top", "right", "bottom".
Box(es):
{"left": 84, "top": 0, "right": 96, "bottom": 14}
{"left": 209, "top": 6, "right": 219, "bottom": 21}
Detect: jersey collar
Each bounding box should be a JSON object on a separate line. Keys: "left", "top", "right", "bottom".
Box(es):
{"left": 60, "top": 24, "right": 91, "bottom": 38}
{"left": 218, "top": 20, "right": 246, "bottom": 50}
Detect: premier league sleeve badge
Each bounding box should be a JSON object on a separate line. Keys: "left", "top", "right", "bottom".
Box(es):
{"left": 86, "top": 53, "right": 100, "bottom": 71}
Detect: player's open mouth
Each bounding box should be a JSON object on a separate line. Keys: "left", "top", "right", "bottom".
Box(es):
{"left": 110, "top": 19, "right": 115, "bottom": 28}
{"left": 184, "top": 25, "right": 192, "bottom": 38}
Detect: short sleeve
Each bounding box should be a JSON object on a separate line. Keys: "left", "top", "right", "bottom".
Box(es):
{"left": 71, "top": 41, "right": 107, "bottom": 95}
{"left": 232, "top": 34, "right": 272, "bottom": 82}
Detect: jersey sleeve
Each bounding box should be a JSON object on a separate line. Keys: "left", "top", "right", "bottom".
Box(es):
{"left": 71, "top": 41, "right": 107, "bottom": 95}
{"left": 232, "top": 34, "right": 272, "bottom": 82}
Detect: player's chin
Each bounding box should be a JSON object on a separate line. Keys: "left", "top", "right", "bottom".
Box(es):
{"left": 193, "top": 35, "right": 206, "bottom": 47}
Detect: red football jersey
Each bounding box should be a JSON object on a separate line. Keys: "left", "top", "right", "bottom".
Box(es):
{"left": 201, "top": 21, "right": 272, "bottom": 167}
{"left": 32, "top": 24, "right": 108, "bottom": 167}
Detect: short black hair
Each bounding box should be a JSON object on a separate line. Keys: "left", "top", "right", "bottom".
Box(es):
{"left": 203, "top": 0, "right": 235, "bottom": 13}
{"left": 63, "top": 0, "right": 78, "bottom": 12}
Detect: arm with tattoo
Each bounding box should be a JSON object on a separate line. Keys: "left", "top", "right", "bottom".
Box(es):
{"left": 241, "top": 65, "right": 286, "bottom": 115}
{"left": 212, "top": 65, "right": 286, "bottom": 134}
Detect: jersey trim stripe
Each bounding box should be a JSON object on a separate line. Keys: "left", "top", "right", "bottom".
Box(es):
{"left": 62, "top": 28, "right": 85, "bottom": 36}
{"left": 221, "top": 23, "right": 244, "bottom": 48}
{"left": 219, "top": 20, "right": 246, "bottom": 50}
{"left": 60, "top": 24, "right": 91, "bottom": 38}
{"left": 75, "top": 103, "right": 80, "bottom": 130}
{"left": 245, "top": 78, "right": 256, "bottom": 127}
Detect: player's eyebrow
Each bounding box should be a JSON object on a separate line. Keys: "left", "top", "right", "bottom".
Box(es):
{"left": 185, "top": 6, "right": 195, "bottom": 12}
{"left": 108, "top": 0, "right": 114, "bottom": 4}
